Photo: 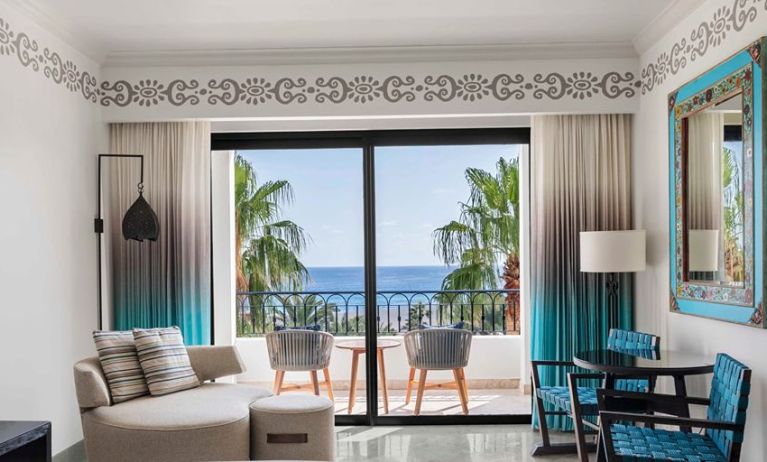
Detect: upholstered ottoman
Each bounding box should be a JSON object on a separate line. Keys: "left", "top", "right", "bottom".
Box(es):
{"left": 249, "top": 395, "right": 334, "bottom": 461}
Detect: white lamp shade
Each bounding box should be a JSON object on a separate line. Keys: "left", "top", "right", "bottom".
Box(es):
{"left": 580, "top": 230, "right": 646, "bottom": 273}
{"left": 688, "top": 229, "right": 719, "bottom": 272}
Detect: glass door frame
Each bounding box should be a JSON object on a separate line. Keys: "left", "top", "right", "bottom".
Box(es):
{"left": 212, "top": 128, "right": 531, "bottom": 426}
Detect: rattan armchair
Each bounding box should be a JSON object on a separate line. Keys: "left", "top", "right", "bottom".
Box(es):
{"left": 403, "top": 328, "right": 472, "bottom": 415}
{"left": 265, "top": 330, "right": 335, "bottom": 399}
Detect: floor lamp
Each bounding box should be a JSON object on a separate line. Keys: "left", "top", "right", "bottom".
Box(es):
{"left": 579, "top": 230, "right": 646, "bottom": 335}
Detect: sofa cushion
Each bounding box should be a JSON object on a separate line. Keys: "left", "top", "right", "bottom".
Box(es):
{"left": 86, "top": 383, "right": 272, "bottom": 431}
{"left": 133, "top": 326, "right": 200, "bottom": 396}
{"left": 93, "top": 330, "right": 149, "bottom": 404}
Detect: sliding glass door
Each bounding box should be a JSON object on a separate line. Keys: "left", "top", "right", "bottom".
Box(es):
{"left": 375, "top": 143, "right": 526, "bottom": 420}
{"left": 214, "top": 129, "right": 530, "bottom": 425}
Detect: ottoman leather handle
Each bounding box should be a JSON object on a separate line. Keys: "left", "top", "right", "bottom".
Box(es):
{"left": 266, "top": 433, "right": 309, "bottom": 444}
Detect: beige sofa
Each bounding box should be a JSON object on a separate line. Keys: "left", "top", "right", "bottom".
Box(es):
{"left": 74, "top": 345, "right": 272, "bottom": 462}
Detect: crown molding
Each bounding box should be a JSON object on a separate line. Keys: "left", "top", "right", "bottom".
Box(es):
{"left": 2, "top": 0, "right": 106, "bottom": 62}
{"left": 632, "top": 0, "right": 708, "bottom": 56}
{"left": 102, "top": 41, "right": 638, "bottom": 68}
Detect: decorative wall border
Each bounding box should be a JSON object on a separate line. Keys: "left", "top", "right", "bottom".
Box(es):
{"left": 99, "top": 72, "right": 640, "bottom": 108}
{"left": 0, "top": 17, "right": 99, "bottom": 102}
{"left": 0, "top": 15, "right": 640, "bottom": 108}
{"left": 641, "top": 0, "right": 767, "bottom": 94}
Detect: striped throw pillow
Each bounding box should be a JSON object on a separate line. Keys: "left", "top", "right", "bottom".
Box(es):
{"left": 93, "top": 330, "right": 149, "bottom": 404}
{"left": 133, "top": 326, "right": 200, "bottom": 396}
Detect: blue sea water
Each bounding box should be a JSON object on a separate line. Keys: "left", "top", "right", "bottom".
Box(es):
{"left": 304, "top": 265, "right": 454, "bottom": 293}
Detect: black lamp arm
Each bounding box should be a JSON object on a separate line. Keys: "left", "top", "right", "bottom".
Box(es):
{"left": 94, "top": 153, "right": 146, "bottom": 331}
{"left": 95, "top": 154, "right": 145, "bottom": 233}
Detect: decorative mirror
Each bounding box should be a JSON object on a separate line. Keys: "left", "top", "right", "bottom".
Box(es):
{"left": 669, "top": 38, "right": 765, "bottom": 327}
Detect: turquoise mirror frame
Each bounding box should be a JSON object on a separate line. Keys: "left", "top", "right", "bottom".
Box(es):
{"left": 669, "top": 38, "right": 765, "bottom": 328}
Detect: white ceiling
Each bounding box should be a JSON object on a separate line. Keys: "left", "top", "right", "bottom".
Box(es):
{"left": 6, "top": 0, "right": 705, "bottom": 64}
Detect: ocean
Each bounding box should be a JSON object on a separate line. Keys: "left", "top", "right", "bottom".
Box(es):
{"left": 304, "top": 265, "right": 454, "bottom": 293}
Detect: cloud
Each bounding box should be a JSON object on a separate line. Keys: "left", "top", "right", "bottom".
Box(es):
{"left": 378, "top": 220, "right": 398, "bottom": 227}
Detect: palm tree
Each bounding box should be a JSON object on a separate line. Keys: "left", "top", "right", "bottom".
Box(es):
{"left": 235, "top": 154, "right": 310, "bottom": 331}
{"left": 721, "top": 146, "right": 745, "bottom": 283}
{"left": 433, "top": 157, "right": 520, "bottom": 333}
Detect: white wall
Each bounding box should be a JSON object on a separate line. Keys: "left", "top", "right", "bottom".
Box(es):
{"left": 0, "top": 3, "right": 107, "bottom": 455}
{"left": 633, "top": 0, "right": 767, "bottom": 459}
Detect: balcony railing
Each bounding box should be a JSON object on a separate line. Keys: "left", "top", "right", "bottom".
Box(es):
{"left": 236, "top": 289, "right": 520, "bottom": 337}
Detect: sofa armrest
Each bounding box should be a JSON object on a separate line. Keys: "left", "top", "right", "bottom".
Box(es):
{"left": 74, "top": 357, "right": 111, "bottom": 409}
{"left": 187, "top": 345, "right": 246, "bottom": 382}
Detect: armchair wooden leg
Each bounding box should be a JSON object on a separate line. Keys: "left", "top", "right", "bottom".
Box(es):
{"left": 274, "top": 370, "right": 285, "bottom": 396}
{"left": 568, "top": 375, "right": 589, "bottom": 462}
{"left": 414, "top": 369, "right": 428, "bottom": 416}
{"left": 310, "top": 370, "right": 320, "bottom": 396}
{"left": 453, "top": 369, "right": 469, "bottom": 415}
{"left": 322, "top": 367, "right": 334, "bottom": 401}
{"left": 458, "top": 368, "right": 469, "bottom": 409}
{"left": 532, "top": 383, "right": 551, "bottom": 449}
{"left": 404, "top": 368, "right": 416, "bottom": 405}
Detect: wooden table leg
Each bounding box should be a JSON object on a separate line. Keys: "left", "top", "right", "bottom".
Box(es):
{"left": 377, "top": 348, "right": 389, "bottom": 414}
{"left": 348, "top": 350, "right": 361, "bottom": 414}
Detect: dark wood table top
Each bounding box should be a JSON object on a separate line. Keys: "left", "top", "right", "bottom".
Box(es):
{"left": 0, "top": 421, "right": 50, "bottom": 457}
{"left": 573, "top": 349, "right": 715, "bottom": 376}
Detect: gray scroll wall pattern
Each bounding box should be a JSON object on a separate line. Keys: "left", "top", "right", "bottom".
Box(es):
{"left": 2, "top": 0, "right": 765, "bottom": 105}
{"left": 641, "top": 0, "right": 767, "bottom": 94}
{"left": 99, "top": 72, "right": 640, "bottom": 107}
{"left": 0, "top": 16, "right": 639, "bottom": 107}
{"left": 0, "top": 17, "right": 99, "bottom": 102}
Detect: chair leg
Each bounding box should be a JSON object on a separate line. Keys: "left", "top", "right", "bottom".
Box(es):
{"left": 323, "top": 367, "right": 334, "bottom": 401}
{"left": 310, "top": 370, "right": 320, "bottom": 396}
{"left": 404, "top": 367, "right": 416, "bottom": 405}
{"left": 532, "top": 384, "right": 551, "bottom": 449}
{"left": 273, "top": 370, "right": 285, "bottom": 396}
{"left": 458, "top": 368, "right": 469, "bottom": 408}
{"left": 568, "top": 374, "right": 590, "bottom": 462}
{"left": 453, "top": 369, "right": 469, "bottom": 415}
{"left": 414, "top": 369, "right": 428, "bottom": 416}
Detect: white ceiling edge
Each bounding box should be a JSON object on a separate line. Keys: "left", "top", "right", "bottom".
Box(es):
{"left": 103, "top": 42, "right": 638, "bottom": 68}
{"left": 632, "top": 0, "right": 709, "bottom": 55}
{"left": 1, "top": 0, "right": 107, "bottom": 61}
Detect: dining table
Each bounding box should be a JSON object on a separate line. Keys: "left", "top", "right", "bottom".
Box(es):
{"left": 573, "top": 348, "right": 715, "bottom": 461}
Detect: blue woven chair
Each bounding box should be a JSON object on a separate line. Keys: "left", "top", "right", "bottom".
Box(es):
{"left": 598, "top": 353, "right": 751, "bottom": 462}
{"left": 531, "top": 328, "right": 660, "bottom": 461}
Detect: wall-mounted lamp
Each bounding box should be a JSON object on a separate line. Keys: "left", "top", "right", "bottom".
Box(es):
{"left": 94, "top": 154, "right": 160, "bottom": 329}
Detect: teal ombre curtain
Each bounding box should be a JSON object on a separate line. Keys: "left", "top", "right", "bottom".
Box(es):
{"left": 106, "top": 122, "right": 212, "bottom": 345}
{"left": 530, "top": 114, "right": 633, "bottom": 430}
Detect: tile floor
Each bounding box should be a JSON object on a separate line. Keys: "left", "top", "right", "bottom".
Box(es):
{"left": 335, "top": 425, "right": 590, "bottom": 462}
{"left": 333, "top": 387, "right": 531, "bottom": 416}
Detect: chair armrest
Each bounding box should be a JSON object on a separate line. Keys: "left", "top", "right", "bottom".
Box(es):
{"left": 597, "top": 388, "right": 710, "bottom": 407}
{"left": 187, "top": 345, "right": 246, "bottom": 382}
{"left": 73, "top": 357, "right": 111, "bottom": 409}
{"left": 599, "top": 411, "right": 744, "bottom": 432}
{"left": 530, "top": 360, "right": 577, "bottom": 389}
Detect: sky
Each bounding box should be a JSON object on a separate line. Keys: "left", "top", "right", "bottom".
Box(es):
{"left": 238, "top": 144, "right": 522, "bottom": 267}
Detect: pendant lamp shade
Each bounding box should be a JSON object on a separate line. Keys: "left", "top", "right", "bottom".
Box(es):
{"left": 122, "top": 191, "right": 160, "bottom": 241}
